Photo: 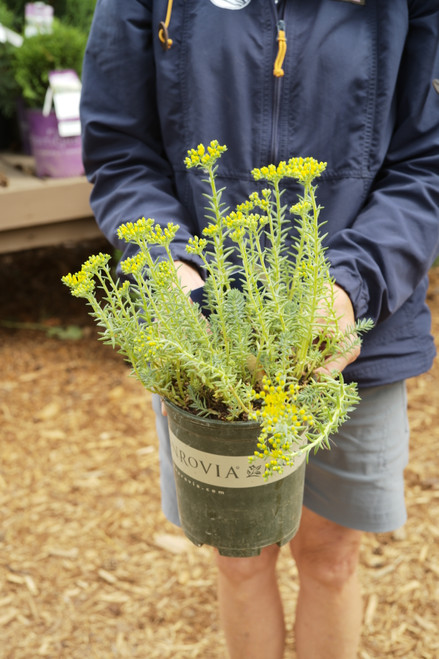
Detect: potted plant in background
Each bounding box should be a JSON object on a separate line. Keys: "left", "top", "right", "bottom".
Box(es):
{"left": 11, "top": 17, "right": 87, "bottom": 177}
{"left": 1, "top": 1, "right": 96, "bottom": 158}
{"left": 63, "top": 142, "right": 373, "bottom": 556}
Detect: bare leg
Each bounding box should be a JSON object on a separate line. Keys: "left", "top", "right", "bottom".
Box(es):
{"left": 290, "top": 507, "right": 363, "bottom": 659}
{"left": 216, "top": 544, "right": 285, "bottom": 659}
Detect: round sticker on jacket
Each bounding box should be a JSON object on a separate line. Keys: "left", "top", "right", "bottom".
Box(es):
{"left": 210, "top": 0, "right": 252, "bottom": 9}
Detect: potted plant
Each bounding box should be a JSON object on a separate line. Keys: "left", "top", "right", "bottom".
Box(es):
{"left": 11, "top": 18, "right": 87, "bottom": 177}
{"left": 63, "top": 142, "right": 372, "bottom": 556}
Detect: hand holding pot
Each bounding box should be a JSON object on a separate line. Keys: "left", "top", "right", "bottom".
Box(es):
{"left": 317, "top": 283, "right": 361, "bottom": 376}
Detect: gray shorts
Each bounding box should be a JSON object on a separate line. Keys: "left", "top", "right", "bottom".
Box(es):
{"left": 151, "top": 381, "right": 409, "bottom": 534}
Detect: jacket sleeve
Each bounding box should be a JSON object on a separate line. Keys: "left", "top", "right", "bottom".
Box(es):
{"left": 326, "top": 2, "right": 439, "bottom": 325}
{"left": 80, "top": 0, "right": 199, "bottom": 267}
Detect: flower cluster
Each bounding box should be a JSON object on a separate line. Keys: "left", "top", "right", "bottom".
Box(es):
{"left": 252, "top": 157, "right": 326, "bottom": 185}
{"left": 250, "top": 375, "right": 314, "bottom": 477}
{"left": 117, "top": 218, "right": 179, "bottom": 246}
{"left": 81, "top": 252, "right": 111, "bottom": 274}
{"left": 185, "top": 140, "right": 227, "bottom": 170}
{"left": 287, "top": 157, "right": 327, "bottom": 184}
{"left": 290, "top": 200, "right": 312, "bottom": 216}
{"left": 117, "top": 217, "right": 155, "bottom": 242}
{"left": 62, "top": 253, "right": 113, "bottom": 298}
{"left": 224, "top": 210, "right": 264, "bottom": 235}
{"left": 153, "top": 261, "right": 175, "bottom": 286}
{"left": 120, "top": 252, "right": 148, "bottom": 276}
{"left": 62, "top": 270, "right": 95, "bottom": 298}
{"left": 186, "top": 235, "right": 208, "bottom": 256}
{"left": 202, "top": 223, "right": 221, "bottom": 238}
{"left": 236, "top": 190, "right": 271, "bottom": 214}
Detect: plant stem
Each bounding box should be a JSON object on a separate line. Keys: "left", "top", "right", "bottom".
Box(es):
{"left": 293, "top": 183, "right": 322, "bottom": 378}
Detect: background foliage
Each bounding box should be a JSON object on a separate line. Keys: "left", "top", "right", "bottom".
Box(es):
{"left": 0, "top": 0, "right": 96, "bottom": 145}
{"left": 1, "top": 0, "right": 97, "bottom": 33}
{"left": 12, "top": 19, "right": 88, "bottom": 108}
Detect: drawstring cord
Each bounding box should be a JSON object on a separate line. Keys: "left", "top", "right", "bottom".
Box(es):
{"left": 158, "top": 0, "right": 174, "bottom": 51}
{"left": 273, "top": 20, "right": 287, "bottom": 77}
{"left": 159, "top": 2, "right": 286, "bottom": 74}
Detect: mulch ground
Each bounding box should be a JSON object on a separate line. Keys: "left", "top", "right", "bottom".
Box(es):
{"left": 0, "top": 240, "right": 438, "bottom": 658}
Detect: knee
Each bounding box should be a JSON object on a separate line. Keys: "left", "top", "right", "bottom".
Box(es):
{"left": 290, "top": 513, "right": 362, "bottom": 591}
{"left": 215, "top": 544, "right": 280, "bottom": 586}
{"left": 297, "top": 545, "right": 360, "bottom": 591}
{"left": 292, "top": 537, "right": 361, "bottom": 590}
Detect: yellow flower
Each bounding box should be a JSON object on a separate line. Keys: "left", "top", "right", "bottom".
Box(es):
{"left": 184, "top": 140, "right": 227, "bottom": 169}
{"left": 117, "top": 217, "right": 155, "bottom": 242}
{"left": 82, "top": 252, "right": 111, "bottom": 274}
{"left": 230, "top": 227, "right": 246, "bottom": 242}
{"left": 286, "top": 157, "right": 327, "bottom": 184}
{"left": 120, "top": 252, "right": 147, "bottom": 275}
{"left": 252, "top": 157, "right": 326, "bottom": 185}
{"left": 250, "top": 373, "right": 315, "bottom": 477}
{"left": 119, "top": 280, "right": 131, "bottom": 296}
{"left": 154, "top": 261, "right": 174, "bottom": 285}
{"left": 61, "top": 270, "right": 95, "bottom": 298}
{"left": 290, "top": 200, "right": 312, "bottom": 216}
{"left": 203, "top": 223, "right": 220, "bottom": 237}
{"left": 236, "top": 199, "right": 255, "bottom": 214}
{"left": 248, "top": 191, "right": 270, "bottom": 211}
{"left": 186, "top": 235, "right": 208, "bottom": 255}
{"left": 118, "top": 218, "right": 179, "bottom": 246}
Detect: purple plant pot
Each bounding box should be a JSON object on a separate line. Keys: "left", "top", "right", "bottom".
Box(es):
{"left": 26, "top": 109, "right": 84, "bottom": 178}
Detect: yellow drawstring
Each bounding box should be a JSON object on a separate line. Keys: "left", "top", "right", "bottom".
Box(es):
{"left": 273, "top": 22, "right": 287, "bottom": 77}
{"left": 158, "top": 0, "right": 174, "bottom": 50}
{"left": 159, "top": 2, "right": 286, "bottom": 71}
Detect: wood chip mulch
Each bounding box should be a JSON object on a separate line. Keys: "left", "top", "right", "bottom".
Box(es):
{"left": 0, "top": 243, "right": 438, "bottom": 658}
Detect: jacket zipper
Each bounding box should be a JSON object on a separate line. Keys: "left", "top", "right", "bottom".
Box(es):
{"left": 270, "top": 3, "right": 286, "bottom": 164}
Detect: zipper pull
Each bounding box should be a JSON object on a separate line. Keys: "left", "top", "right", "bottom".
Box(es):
{"left": 273, "top": 19, "right": 287, "bottom": 77}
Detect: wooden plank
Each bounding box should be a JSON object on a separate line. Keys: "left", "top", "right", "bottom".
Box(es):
{"left": 0, "top": 153, "right": 94, "bottom": 231}
{"left": 0, "top": 179, "right": 94, "bottom": 231}
{"left": 0, "top": 153, "right": 43, "bottom": 189}
{"left": 0, "top": 152, "right": 103, "bottom": 252}
{"left": 0, "top": 216, "right": 103, "bottom": 254}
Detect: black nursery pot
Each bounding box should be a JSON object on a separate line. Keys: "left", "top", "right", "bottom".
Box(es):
{"left": 164, "top": 401, "right": 306, "bottom": 557}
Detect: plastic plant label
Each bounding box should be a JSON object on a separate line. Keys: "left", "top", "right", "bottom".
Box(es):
{"left": 24, "top": 2, "right": 54, "bottom": 37}
{"left": 57, "top": 120, "right": 81, "bottom": 138}
{"left": 49, "top": 70, "right": 81, "bottom": 119}
{"left": 0, "top": 23, "right": 24, "bottom": 47}
{"left": 43, "top": 70, "right": 82, "bottom": 137}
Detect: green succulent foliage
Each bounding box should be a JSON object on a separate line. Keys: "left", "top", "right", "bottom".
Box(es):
{"left": 62, "top": 143, "right": 374, "bottom": 476}
{"left": 12, "top": 18, "right": 87, "bottom": 108}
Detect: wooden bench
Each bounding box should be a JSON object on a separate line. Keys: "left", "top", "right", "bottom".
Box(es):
{"left": 0, "top": 152, "right": 102, "bottom": 253}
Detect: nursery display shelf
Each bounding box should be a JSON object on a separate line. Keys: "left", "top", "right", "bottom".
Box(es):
{"left": 0, "top": 152, "right": 100, "bottom": 253}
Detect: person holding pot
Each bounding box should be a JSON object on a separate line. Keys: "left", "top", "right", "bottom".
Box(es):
{"left": 79, "top": 2, "right": 439, "bottom": 657}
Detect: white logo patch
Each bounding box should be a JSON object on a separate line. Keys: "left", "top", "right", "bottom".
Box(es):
{"left": 209, "top": 0, "right": 252, "bottom": 9}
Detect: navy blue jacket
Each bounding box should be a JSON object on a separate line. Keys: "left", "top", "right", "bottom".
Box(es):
{"left": 80, "top": 0, "right": 439, "bottom": 388}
